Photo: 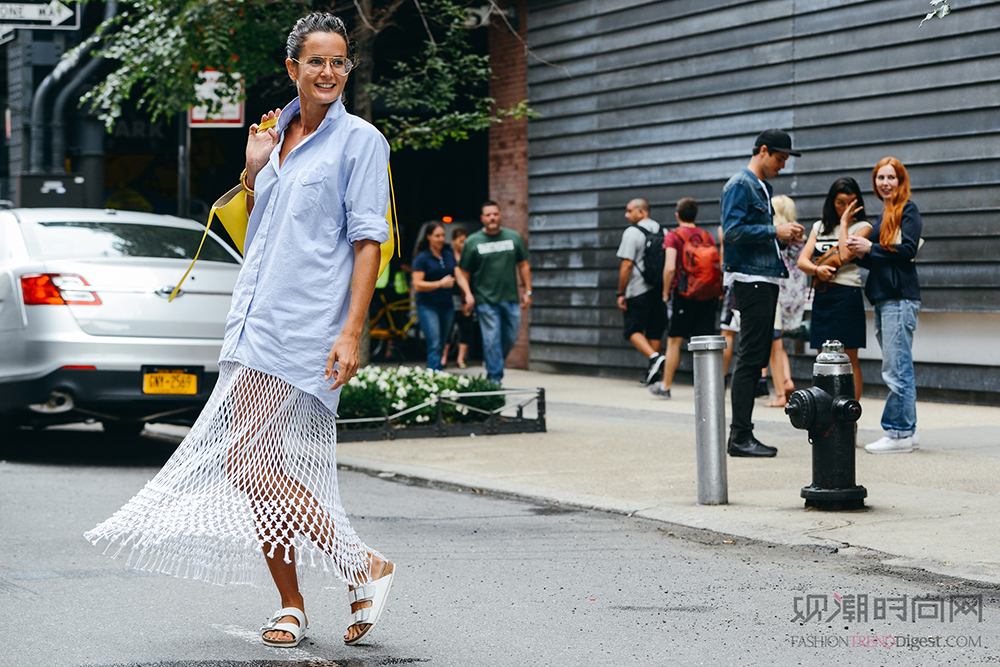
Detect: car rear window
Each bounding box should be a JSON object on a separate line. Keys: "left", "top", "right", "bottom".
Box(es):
{"left": 30, "top": 221, "right": 239, "bottom": 264}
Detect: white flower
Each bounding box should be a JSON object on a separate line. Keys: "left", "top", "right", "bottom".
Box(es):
{"left": 396, "top": 386, "right": 408, "bottom": 398}
{"left": 458, "top": 376, "right": 471, "bottom": 387}
{"left": 392, "top": 400, "right": 406, "bottom": 411}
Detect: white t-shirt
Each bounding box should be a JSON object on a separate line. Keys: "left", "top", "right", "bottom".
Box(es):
{"left": 616, "top": 218, "right": 661, "bottom": 298}
{"left": 811, "top": 219, "right": 874, "bottom": 288}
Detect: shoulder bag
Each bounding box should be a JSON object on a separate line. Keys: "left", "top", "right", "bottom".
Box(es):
{"left": 170, "top": 117, "right": 398, "bottom": 301}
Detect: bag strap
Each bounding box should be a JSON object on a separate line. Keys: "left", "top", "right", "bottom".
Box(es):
{"left": 674, "top": 225, "right": 706, "bottom": 248}
{"left": 169, "top": 206, "right": 221, "bottom": 302}
{"left": 388, "top": 163, "right": 399, "bottom": 259}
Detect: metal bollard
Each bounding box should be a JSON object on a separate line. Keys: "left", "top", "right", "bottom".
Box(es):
{"left": 688, "top": 335, "right": 729, "bottom": 505}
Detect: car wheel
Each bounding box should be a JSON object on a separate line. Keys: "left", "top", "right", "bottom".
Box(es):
{"left": 102, "top": 420, "right": 146, "bottom": 438}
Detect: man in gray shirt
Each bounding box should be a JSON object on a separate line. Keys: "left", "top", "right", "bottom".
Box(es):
{"left": 616, "top": 198, "right": 666, "bottom": 385}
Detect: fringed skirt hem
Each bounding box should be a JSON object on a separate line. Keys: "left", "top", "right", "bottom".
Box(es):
{"left": 84, "top": 361, "right": 374, "bottom": 589}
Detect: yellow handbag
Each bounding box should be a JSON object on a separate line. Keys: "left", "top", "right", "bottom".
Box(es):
{"left": 170, "top": 118, "right": 398, "bottom": 302}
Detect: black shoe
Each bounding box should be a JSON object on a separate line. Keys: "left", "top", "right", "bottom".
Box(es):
{"left": 644, "top": 354, "right": 665, "bottom": 386}
{"left": 728, "top": 433, "right": 778, "bottom": 457}
{"left": 755, "top": 378, "right": 770, "bottom": 397}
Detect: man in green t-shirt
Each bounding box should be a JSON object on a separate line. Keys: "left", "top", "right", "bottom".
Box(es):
{"left": 457, "top": 201, "right": 532, "bottom": 384}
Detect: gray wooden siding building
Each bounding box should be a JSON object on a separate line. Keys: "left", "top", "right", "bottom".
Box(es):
{"left": 522, "top": 0, "right": 1000, "bottom": 400}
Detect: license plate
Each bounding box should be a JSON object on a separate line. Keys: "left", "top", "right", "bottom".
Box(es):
{"left": 143, "top": 369, "right": 198, "bottom": 395}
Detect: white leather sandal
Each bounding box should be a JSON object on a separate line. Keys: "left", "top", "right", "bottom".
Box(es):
{"left": 344, "top": 560, "right": 395, "bottom": 645}
{"left": 260, "top": 606, "right": 308, "bottom": 647}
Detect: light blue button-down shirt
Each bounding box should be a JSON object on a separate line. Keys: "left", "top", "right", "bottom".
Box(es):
{"left": 220, "top": 96, "right": 390, "bottom": 414}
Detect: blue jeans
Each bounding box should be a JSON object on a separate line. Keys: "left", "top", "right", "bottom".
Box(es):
{"left": 416, "top": 304, "right": 454, "bottom": 371}
{"left": 476, "top": 301, "right": 521, "bottom": 384}
{"left": 873, "top": 299, "right": 919, "bottom": 437}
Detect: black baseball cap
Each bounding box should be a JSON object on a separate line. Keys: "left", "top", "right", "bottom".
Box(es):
{"left": 754, "top": 129, "right": 801, "bottom": 157}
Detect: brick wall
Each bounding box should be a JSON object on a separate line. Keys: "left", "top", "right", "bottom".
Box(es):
{"left": 488, "top": 0, "right": 530, "bottom": 370}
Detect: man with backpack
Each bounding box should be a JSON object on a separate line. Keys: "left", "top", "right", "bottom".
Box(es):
{"left": 650, "top": 198, "right": 722, "bottom": 399}
{"left": 616, "top": 198, "right": 667, "bottom": 386}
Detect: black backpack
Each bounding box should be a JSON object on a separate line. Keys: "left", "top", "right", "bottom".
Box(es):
{"left": 638, "top": 225, "right": 664, "bottom": 288}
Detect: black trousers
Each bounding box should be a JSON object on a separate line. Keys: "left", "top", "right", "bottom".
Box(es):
{"left": 730, "top": 281, "right": 779, "bottom": 441}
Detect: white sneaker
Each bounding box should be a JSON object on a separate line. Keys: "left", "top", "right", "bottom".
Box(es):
{"left": 865, "top": 435, "right": 914, "bottom": 454}
{"left": 911, "top": 431, "right": 919, "bottom": 450}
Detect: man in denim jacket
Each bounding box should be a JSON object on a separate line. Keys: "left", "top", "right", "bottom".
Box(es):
{"left": 721, "top": 129, "right": 805, "bottom": 457}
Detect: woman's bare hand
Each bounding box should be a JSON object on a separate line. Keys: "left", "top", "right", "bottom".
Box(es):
{"left": 845, "top": 234, "right": 872, "bottom": 256}
{"left": 815, "top": 264, "right": 836, "bottom": 282}
{"left": 840, "top": 200, "right": 863, "bottom": 226}
{"left": 439, "top": 275, "right": 456, "bottom": 289}
{"left": 246, "top": 109, "right": 282, "bottom": 187}
{"left": 326, "top": 332, "right": 360, "bottom": 390}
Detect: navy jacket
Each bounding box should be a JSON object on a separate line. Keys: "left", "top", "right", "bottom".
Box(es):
{"left": 720, "top": 168, "right": 787, "bottom": 278}
{"left": 859, "top": 201, "right": 922, "bottom": 304}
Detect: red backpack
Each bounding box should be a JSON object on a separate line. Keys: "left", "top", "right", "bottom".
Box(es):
{"left": 674, "top": 227, "right": 723, "bottom": 301}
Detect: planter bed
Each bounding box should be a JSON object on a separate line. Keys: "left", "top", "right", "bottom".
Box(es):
{"left": 337, "top": 387, "right": 546, "bottom": 441}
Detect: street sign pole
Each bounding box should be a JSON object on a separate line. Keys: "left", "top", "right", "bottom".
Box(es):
{"left": 177, "top": 114, "right": 190, "bottom": 219}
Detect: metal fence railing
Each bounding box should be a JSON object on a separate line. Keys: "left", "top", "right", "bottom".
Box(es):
{"left": 336, "top": 387, "right": 546, "bottom": 442}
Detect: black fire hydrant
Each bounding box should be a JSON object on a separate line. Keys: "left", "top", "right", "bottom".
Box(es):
{"left": 784, "top": 340, "right": 867, "bottom": 510}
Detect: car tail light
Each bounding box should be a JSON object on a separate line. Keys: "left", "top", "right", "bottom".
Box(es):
{"left": 21, "top": 274, "right": 102, "bottom": 306}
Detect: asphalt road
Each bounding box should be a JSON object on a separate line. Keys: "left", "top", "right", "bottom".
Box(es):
{"left": 1, "top": 426, "right": 998, "bottom": 667}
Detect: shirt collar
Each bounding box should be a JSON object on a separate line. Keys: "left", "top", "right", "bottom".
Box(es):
{"left": 276, "top": 95, "right": 346, "bottom": 134}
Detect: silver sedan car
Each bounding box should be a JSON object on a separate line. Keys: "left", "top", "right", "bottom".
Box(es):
{"left": 0, "top": 207, "right": 241, "bottom": 435}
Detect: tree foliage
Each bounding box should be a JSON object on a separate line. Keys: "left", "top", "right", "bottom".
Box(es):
{"left": 72, "top": 0, "right": 532, "bottom": 150}
{"left": 75, "top": 0, "right": 308, "bottom": 126}
{"left": 363, "top": 0, "right": 536, "bottom": 150}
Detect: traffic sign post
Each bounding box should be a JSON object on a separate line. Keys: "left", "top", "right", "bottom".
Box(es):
{"left": 189, "top": 70, "right": 245, "bottom": 128}
{"left": 0, "top": 1, "right": 81, "bottom": 29}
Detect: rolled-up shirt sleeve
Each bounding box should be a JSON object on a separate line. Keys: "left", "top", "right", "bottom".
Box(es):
{"left": 344, "top": 127, "right": 391, "bottom": 245}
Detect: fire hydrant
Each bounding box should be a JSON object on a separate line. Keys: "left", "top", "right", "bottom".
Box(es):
{"left": 784, "top": 340, "right": 867, "bottom": 510}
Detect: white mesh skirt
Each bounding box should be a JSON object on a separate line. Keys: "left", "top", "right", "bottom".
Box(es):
{"left": 85, "top": 361, "right": 376, "bottom": 588}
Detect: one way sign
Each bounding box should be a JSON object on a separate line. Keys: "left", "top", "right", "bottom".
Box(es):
{"left": 0, "top": 1, "right": 80, "bottom": 29}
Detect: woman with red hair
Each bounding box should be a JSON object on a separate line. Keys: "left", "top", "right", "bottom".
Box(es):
{"left": 846, "top": 158, "right": 922, "bottom": 454}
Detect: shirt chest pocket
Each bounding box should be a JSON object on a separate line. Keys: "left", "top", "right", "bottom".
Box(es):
{"left": 290, "top": 169, "right": 332, "bottom": 222}
{"left": 750, "top": 199, "right": 770, "bottom": 222}
{"left": 294, "top": 169, "right": 326, "bottom": 198}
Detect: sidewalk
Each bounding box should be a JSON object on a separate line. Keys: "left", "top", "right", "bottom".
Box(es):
{"left": 338, "top": 367, "right": 1000, "bottom": 586}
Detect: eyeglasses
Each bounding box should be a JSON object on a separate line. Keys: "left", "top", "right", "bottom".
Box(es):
{"left": 292, "top": 56, "right": 353, "bottom": 75}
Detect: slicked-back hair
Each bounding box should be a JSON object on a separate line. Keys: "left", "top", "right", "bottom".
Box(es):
{"left": 676, "top": 197, "right": 698, "bottom": 223}
{"left": 286, "top": 13, "right": 356, "bottom": 62}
